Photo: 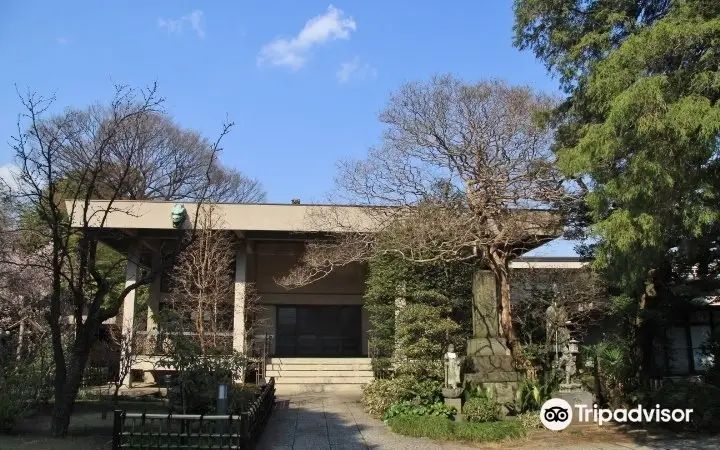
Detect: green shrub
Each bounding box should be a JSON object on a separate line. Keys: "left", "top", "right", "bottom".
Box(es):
{"left": 386, "top": 415, "right": 524, "bottom": 442}
{"left": 454, "top": 421, "right": 525, "bottom": 442}
{"left": 226, "top": 384, "right": 261, "bottom": 414}
{"left": 395, "top": 300, "right": 461, "bottom": 361}
{"left": 652, "top": 380, "right": 720, "bottom": 432}
{"left": 517, "top": 411, "right": 542, "bottom": 429}
{"left": 0, "top": 345, "right": 54, "bottom": 433}
{"left": 362, "top": 378, "right": 408, "bottom": 418}
{"left": 584, "top": 339, "right": 637, "bottom": 408}
{"left": 158, "top": 332, "right": 250, "bottom": 414}
{"left": 514, "top": 377, "right": 557, "bottom": 412}
{"left": 463, "top": 397, "right": 502, "bottom": 422}
{"left": 361, "top": 376, "right": 442, "bottom": 418}
{"left": 386, "top": 415, "right": 455, "bottom": 440}
{"left": 383, "top": 401, "right": 455, "bottom": 420}
{"left": 364, "top": 255, "right": 474, "bottom": 367}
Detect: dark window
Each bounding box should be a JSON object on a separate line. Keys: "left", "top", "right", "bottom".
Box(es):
{"left": 660, "top": 308, "right": 718, "bottom": 375}
{"left": 275, "top": 305, "right": 362, "bottom": 357}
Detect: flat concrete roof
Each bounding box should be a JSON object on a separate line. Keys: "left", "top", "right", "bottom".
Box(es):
{"left": 65, "top": 200, "right": 384, "bottom": 233}
{"left": 65, "top": 200, "right": 561, "bottom": 243}
{"left": 509, "top": 258, "right": 587, "bottom": 269}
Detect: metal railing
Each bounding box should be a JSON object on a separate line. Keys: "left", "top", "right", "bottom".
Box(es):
{"left": 112, "top": 377, "right": 276, "bottom": 450}
{"left": 252, "top": 335, "right": 273, "bottom": 385}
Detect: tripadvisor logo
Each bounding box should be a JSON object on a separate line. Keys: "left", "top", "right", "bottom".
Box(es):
{"left": 540, "top": 398, "right": 693, "bottom": 431}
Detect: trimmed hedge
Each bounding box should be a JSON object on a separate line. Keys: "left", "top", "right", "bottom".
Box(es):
{"left": 383, "top": 401, "right": 456, "bottom": 420}
{"left": 462, "top": 397, "right": 502, "bottom": 422}
{"left": 361, "top": 376, "right": 443, "bottom": 418}
{"left": 387, "top": 415, "right": 524, "bottom": 442}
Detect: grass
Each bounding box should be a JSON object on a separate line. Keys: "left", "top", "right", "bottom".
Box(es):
{"left": 386, "top": 415, "right": 525, "bottom": 443}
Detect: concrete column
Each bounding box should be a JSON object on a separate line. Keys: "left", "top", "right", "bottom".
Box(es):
{"left": 232, "top": 242, "right": 247, "bottom": 355}
{"left": 146, "top": 251, "right": 162, "bottom": 332}
{"left": 121, "top": 243, "right": 140, "bottom": 387}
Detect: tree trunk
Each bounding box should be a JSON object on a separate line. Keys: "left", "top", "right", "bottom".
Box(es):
{"left": 50, "top": 323, "right": 96, "bottom": 437}
{"left": 51, "top": 346, "right": 91, "bottom": 437}
{"left": 497, "top": 264, "right": 518, "bottom": 351}
{"left": 636, "top": 269, "right": 660, "bottom": 382}
{"left": 488, "top": 250, "right": 519, "bottom": 354}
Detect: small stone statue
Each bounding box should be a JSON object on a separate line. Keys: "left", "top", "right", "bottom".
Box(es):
{"left": 444, "top": 344, "right": 461, "bottom": 389}
{"left": 558, "top": 344, "right": 582, "bottom": 392}
{"left": 545, "top": 303, "right": 570, "bottom": 354}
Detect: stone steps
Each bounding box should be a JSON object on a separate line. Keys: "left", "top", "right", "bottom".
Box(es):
{"left": 264, "top": 357, "right": 373, "bottom": 394}
{"left": 273, "top": 376, "right": 375, "bottom": 384}
{"left": 267, "top": 364, "right": 371, "bottom": 371}
{"left": 267, "top": 370, "right": 373, "bottom": 378}
{"left": 269, "top": 357, "right": 371, "bottom": 365}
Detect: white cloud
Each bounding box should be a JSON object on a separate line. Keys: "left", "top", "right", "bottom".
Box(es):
{"left": 336, "top": 57, "right": 377, "bottom": 84}
{"left": 258, "top": 5, "right": 356, "bottom": 70}
{"left": 56, "top": 37, "right": 69, "bottom": 45}
{"left": 158, "top": 10, "right": 205, "bottom": 38}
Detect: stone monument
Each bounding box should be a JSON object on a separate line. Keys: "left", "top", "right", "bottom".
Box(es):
{"left": 464, "top": 270, "right": 522, "bottom": 406}
{"left": 442, "top": 344, "right": 464, "bottom": 420}
{"left": 552, "top": 338, "right": 594, "bottom": 424}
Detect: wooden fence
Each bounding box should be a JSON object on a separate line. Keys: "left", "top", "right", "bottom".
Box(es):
{"left": 112, "top": 377, "right": 275, "bottom": 450}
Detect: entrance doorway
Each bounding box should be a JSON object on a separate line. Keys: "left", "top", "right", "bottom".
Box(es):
{"left": 276, "top": 305, "right": 362, "bottom": 357}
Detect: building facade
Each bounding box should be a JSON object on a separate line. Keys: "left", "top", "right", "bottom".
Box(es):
{"left": 68, "top": 200, "right": 383, "bottom": 392}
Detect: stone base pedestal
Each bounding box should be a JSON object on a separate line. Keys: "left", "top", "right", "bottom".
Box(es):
{"left": 464, "top": 375, "right": 521, "bottom": 407}
{"left": 465, "top": 337, "right": 522, "bottom": 406}
{"left": 443, "top": 397, "right": 464, "bottom": 421}
{"left": 552, "top": 389, "right": 594, "bottom": 425}
{"left": 463, "top": 270, "right": 523, "bottom": 412}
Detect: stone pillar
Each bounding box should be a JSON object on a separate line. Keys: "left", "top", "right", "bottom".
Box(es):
{"left": 232, "top": 242, "right": 247, "bottom": 355}
{"left": 146, "top": 251, "right": 162, "bottom": 333}
{"left": 121, "top": 243, "right": 140, "bottom": 387}
{"left": 465, "top": 269, "right": 522, "bottom": 406}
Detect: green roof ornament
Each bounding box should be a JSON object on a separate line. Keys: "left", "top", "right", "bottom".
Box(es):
{"left": 171, "top": 204, "right": 186, "bottom": 228}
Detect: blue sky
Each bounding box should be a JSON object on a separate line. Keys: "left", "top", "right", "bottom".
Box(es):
{"left": 0, "top": 1, "right": 577, "bottom": 255}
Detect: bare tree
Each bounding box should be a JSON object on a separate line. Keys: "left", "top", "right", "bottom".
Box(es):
{"left": 57, "top": 111, "right": 265, "bottom": 203}
{"left": 10, "top": 84, "right": 238, "bottom": 436}
{"left": 163, "top": 205, "right": 266, "bottom": 368}
{"left": 280, "top": 76, "right": 569, "bottom": 356}
{"left": 94, "top": 318, "right": 146, "bottom": 419}
{"left": 511, "top": 264, "right": 609, "bottom": 347}
{"left": 165, "top": 206, "right": 237, "bottom": 353}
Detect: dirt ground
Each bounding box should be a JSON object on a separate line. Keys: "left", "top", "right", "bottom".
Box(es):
{"left": 475, "top": 422, "right": 710, "bottom": 449}
{"left": 0, "top": 399, "right": 167, "bottom": 450}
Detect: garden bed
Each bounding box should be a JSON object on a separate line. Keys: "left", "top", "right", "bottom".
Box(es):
{"left": 111, "top": 378, "right": 275, "bottom": 449}
{"left": 387, "top": 415, "right": 525, "bottom": 443}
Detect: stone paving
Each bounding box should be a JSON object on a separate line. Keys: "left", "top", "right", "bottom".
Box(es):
{"left": 256, "top": 393, "right": 720, "bottom": 450}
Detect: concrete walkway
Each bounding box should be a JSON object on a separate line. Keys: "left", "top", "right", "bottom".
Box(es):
{"left": 256, "top": 394, "right": 720, "bottom": 450}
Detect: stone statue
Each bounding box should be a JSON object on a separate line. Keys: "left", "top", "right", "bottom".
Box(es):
{"left": 444, "top": 344, "right": 461, "bottom": 389}
{"left": 545, "top": 303, "right": 570, "bottom": 354}
{"left": 558, "top": 344, "right": 576, "bottom": 385}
